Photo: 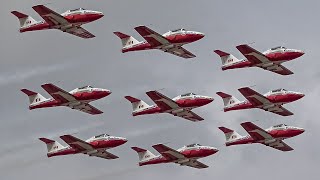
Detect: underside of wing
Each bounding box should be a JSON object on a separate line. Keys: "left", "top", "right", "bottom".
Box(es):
{"left": 236, "top": 44, "right": 271, "bottom": 64}
{"left": 241, "top": 122, "right": 273, "bottom": 141}
{"left": 152, "top": 144, "right": 185, "bottom": 160}
{"left": 171, "top": 110, "right": 204, "bottom": 122}
{"left": 32, "top": 5, "right": 69, "bottom": 26}
{"left": 60, "top": 135, "right": 93, "bottom": 151}
{"left": 66, "top": 27, "right": 95, "bottom": 39}
{"left": 180, "top": 160, "right": 209, "bottom": 169}
{"left": 259, "top": 64, "right": 293, "bottom": 75}
{"left": 41, "top": 83, "right": 76, "bottom": 103}
{"left": 134, "top": 26, "right": 169, "bottom": 47}
{"left": 163, "top": 46, "right": 196, "bottom": 59}
{"left": 238, "top": 87, "right": 271, "bottom": 106}
{"left": 263, "top": 140, "right": 294, "bottom": 151}
{"left": 90, "top": 150, "right": 119, "bottom": 159}
{"left": 146, "top": 90, "right": 179, "bottom": 111}
{"left": 265, "top": 106, "right": 293, "bottom": 116}
{"left": 73, "top": 103, "right": 103, "bottom": 115}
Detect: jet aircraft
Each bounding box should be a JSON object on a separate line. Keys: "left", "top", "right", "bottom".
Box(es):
{"left": 114, "top": 25, "right": 204, "bottom": 58}
{"left": 39, "top": 134, "right": 127, "bottom": 159}
{"left": 11, "top": 5, "right": 103, "bottom": 38}
{"left": 21, "top": 83, "right": 111, "bottom": 115}
{"left": 214, "top": 44, "right": 304, "bottom": 75}
{"left": 125, "top": 91, "right": 213, "bottom": 122}
{"left": 131, "top": 143, "right": 218, "bottom": 169}
{"left": 217, "top": 87, "right": 304, "bottom": 116}
{"left": 219, "top": 122, "right": 304, "bottom": 151}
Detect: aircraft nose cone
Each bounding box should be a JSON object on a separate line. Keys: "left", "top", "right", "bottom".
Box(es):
{"left": 197, "top": 32, "right": 205, "bottom": 39}
{"left": 101, "top": 89, "right": 112, "bottom": 96}
{"left": 298, "top": 93, "right": 305, "bottom": 98}
{"left": 297, "top": 50, "right": 305, "bottom": 56}
{"left": 207, "top": 147, "right": 219, "bottom": 155}
{"left": 93, "top": 12, "right": 104, "bottom": 20}
{"left": 203, "top": 96, "right": 214, "bottom": 104}
{"left": 119, "top": 138, "right": 128, "bottom": 145}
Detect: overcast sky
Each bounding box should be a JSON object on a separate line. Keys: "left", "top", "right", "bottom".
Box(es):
{"left": 0, "top": 0, "right": 319, "bottom": 179}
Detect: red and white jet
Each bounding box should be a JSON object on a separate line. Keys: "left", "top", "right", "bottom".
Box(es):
{"left": 219, "top": 122, "right": 304, "bottom": 151}
{"left": 39, "top": 134, "right": 127, "bottom": 159}
{"left": 125, "top": 91, "right": 214, "bottom": 122}
{"left": 216, "top": 87, "right": 304, "bottom": 116}
{"left": 11, "top": 5, "right": 104, "bottom": 38}
{"left": 21, "top": 83, "right": 111, "bottom": 115}
{"left": 114, "top": 26, "right": 204, "bottom": 58}
{"left": 132, "top": 143, "right": 218, "bottom": 169}
{"left": 214, "top": 44, "right": 304, "bottom": 75}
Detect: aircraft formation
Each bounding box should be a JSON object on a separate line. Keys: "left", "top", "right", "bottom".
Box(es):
{"left": 11, "top": 4, "right": 306, "bottom": 169}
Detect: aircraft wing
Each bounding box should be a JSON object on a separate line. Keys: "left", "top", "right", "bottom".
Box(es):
{"left": 236, "top": 44, "right": 271, "bottom": 64}
{"left": 65, "top": 26, "right": 95, "bottom": 39}
{"left": 162, "top": 46, "right": 196, "bottom": 59}
{"left": 182, "top": 160, "right": 209, "bottom": 169}
{"left": 60, "top": 135, "right": 94, "bottom": 151}
{"left": 41, "top": 83, "right": 77, "bottom": 103}
{"left": 258, "top": 64, "right": 294, "bottom": 75}
{"left": 238, "top": 87, "right": 271, "bottom": 106}
{"left": 90, "top": 150, "right": 119, "bottom": 159}
{"left": 73, "top": 103, "right": 104, "bottom": 115}
{"left": 263, "top": 140, "right": 294, "bottom": 151}
{"left": 146, "top": 90, "right": 180, "bottom": 111}
{"left": 152, "top": 144, "right": 185, "bottom": 160}
{"left": 32, "top": 5, "right": 70, "bottom": 26}
{"left": 134, "top": 25, "right": 170, "bottom": 47}
{"left": 265, "top": 106, "right": 293, "bottom": 116}
{"left": 170, "top": 110, "right": 204, "bottom": 122}
{"left": 241, "top": 122, "right": 273, "bottom": 141}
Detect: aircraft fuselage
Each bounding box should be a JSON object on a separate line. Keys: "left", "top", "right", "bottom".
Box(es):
{"left": 122, "top": 31, "right": 204, "bottom": 53}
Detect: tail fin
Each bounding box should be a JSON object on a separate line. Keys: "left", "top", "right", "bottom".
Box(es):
{"left": 11, "top": 11, "right": 37, "bottom": 29}
{"left": 218, "top": 127, "right": 242, "bottom": 142}
{"left": 21, "top": 89, "right": 47, "bottom": 105}
{"left": 113, "top": 32, "right": 139, "bottom": 48}
{"left": 125, "top": 96, "right": 150, "bottom": 113}
{"left": 216, "top": 92, "right": 240, "bottom": 107}
{"left": 214, "top": 50, "right": 241, "bottom": 68}
{"left": 39, "top": 138, "right": 65, "bottom": 156}
{"left": 131, "top": 147, "right": 156, "bottom": 163}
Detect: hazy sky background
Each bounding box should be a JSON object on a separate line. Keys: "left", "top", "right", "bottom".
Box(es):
{"left": 0, "top": 0, "right": 319, "bottom": 179}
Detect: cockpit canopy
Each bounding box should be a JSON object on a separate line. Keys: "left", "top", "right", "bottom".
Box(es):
{"left": 78, "top": 85, "right": 93, "bottom": 89}
{"left": 171, "top": 28, "right": 186, "bottom": 32}
{"left": 173, "top": 93, "right": 196, "bottom": 100}
{"left": 270, "top": 46, "right": 286, "bottom": 51}
{"left": 69, "top": 8, "right": 85, "bottom": 12}
{"left": 270, "top": 88, "right": 287, "bottom": 93}
{"left": 186, "top": 143, "right": 201, "bottom": 147}
{"left": 272, "top": 124, "right": 288, "bottom": 128}
{"left": 181, "top": 93, "right": 196, "bottom": 97}
{"left": 94, "top": 134, "right": 110, "bottom": 138}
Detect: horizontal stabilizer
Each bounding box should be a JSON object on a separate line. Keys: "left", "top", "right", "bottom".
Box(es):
{"left": 216, "top": 92, "right": 231, "bottom": 98}
{"left": 218, "top": 127, "right": 234, "bottom": 133}
{"left": 131, "top": 147, "right": 147, "bottom": 153}
{"left": 214, "top": 50, "right": 230, "bottom": 57}
{"left": 113, "top": 32, "right": 130, "bottom": 39}
{"left": 39, "top": 138, "right": 55, "bottom": 144}
{"left": 21, "top": 89, "right": 37, "bottom": 96}
{"left": 125, "top": 96, "right": 141, "bottom": 103}
{"left": 11, "top": 11, "right": 28, "bottom": 18}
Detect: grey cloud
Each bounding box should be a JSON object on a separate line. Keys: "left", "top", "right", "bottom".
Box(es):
{"left": 0, "top": 0, "right": 319, "bottom": 180}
